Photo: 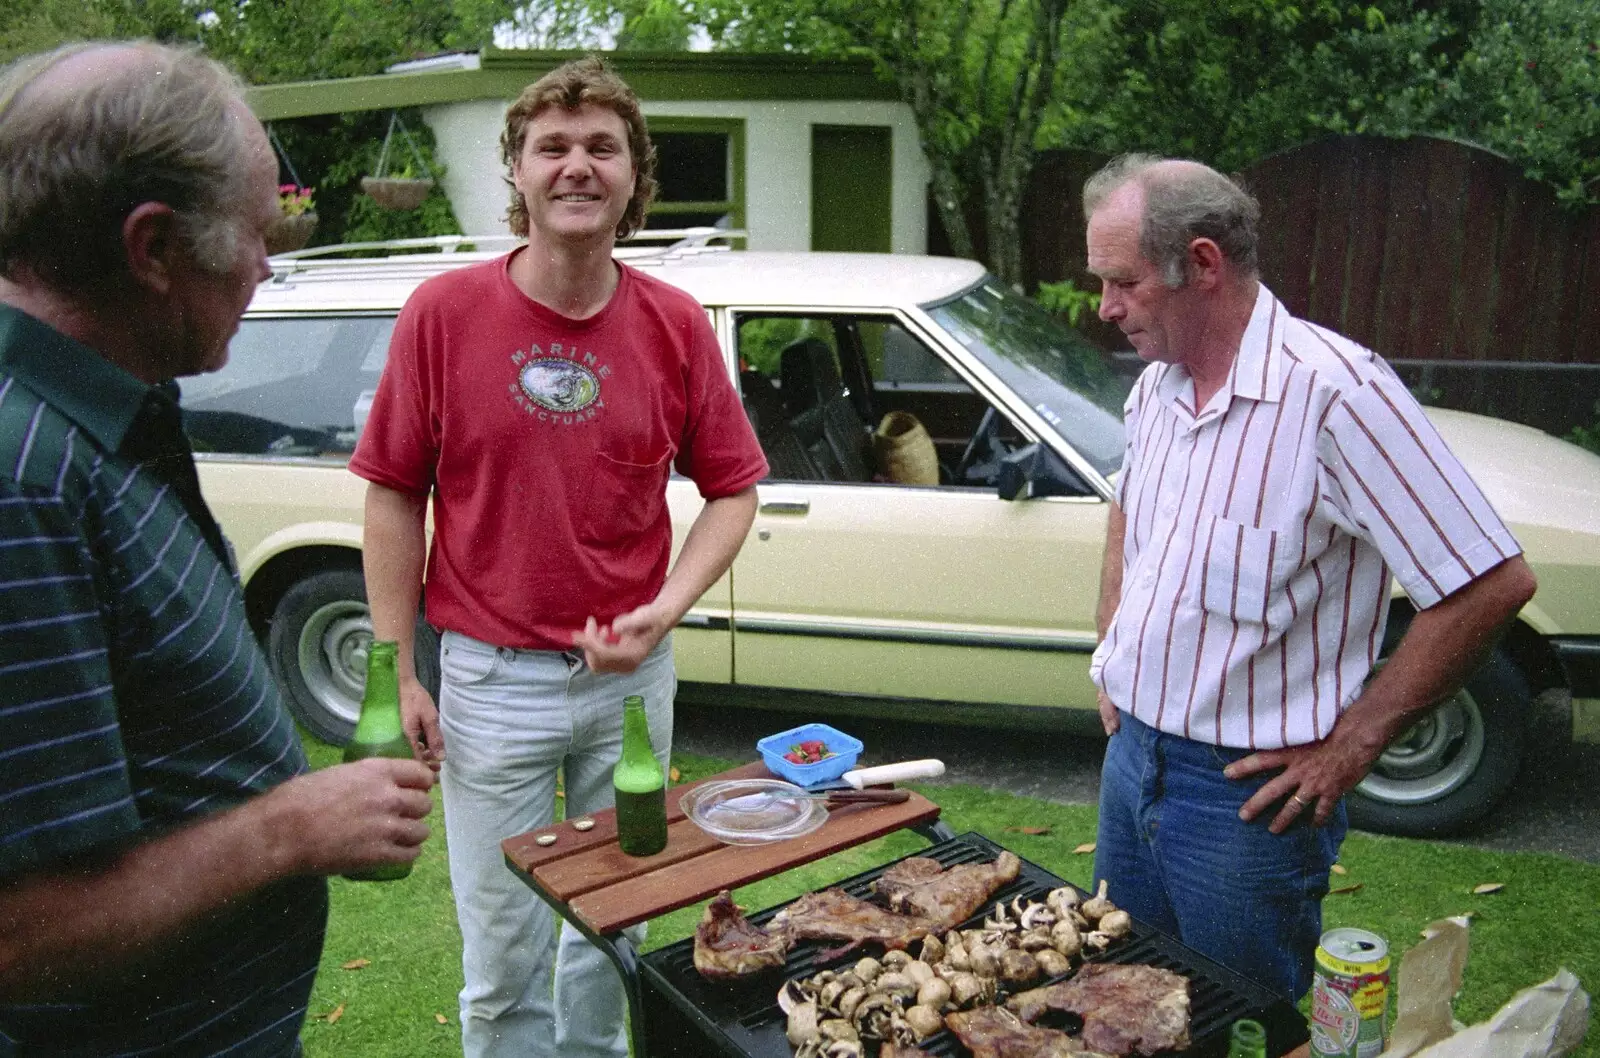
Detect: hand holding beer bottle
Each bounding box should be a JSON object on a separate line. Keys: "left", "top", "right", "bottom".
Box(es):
{"left": 342, "top": 641, "right": 418, "bottom": 881}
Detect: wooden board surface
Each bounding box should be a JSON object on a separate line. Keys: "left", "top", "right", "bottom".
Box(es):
{"left": 503, "top": 759, "right": 942, "bottom": 933}
{"left": 568, "top": 790, "right": 941, "bottom": 933}
{"left": 502, "top": 760, "right": 769, "bottom": 876}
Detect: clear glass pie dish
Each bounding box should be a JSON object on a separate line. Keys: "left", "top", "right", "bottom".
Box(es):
{"left": 679, "top": 778, "right": 830, "bottom": 845}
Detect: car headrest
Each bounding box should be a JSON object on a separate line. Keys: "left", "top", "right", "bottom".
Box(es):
{"left": 779, "top": 337, "right": 842, "bottom": 416}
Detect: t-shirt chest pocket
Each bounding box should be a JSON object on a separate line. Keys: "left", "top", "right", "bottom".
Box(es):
{"left": 1198, "top": 515, "right": 1299, "bottom": 627}
{"left": 579, "top": 447, "right": 674, "bottom": 548}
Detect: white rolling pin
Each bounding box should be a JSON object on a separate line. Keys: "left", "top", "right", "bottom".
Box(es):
{"left": 841, "top": 759, "right": 945, "bottom": 790}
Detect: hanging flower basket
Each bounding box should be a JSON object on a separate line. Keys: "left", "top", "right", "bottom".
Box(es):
{"left": 264, "top": 211, "right": 317, "bottom": 255}
{"left": 360, "top": 176, "right": 435, "bottom": 211}
{"left": 360, "top": 113, "right": 437, "bottom": 211}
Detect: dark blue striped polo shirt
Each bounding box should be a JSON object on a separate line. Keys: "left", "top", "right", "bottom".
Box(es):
{"left": 0, "top": 305, "right": 329, "bottom": 1057}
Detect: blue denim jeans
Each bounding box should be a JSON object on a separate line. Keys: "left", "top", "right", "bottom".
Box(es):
{"left": 438, "top": 630, "right": 676, "bottom": 1058}
{"left": 1094, "top": 711, "right": 1346, "bottom": 1000}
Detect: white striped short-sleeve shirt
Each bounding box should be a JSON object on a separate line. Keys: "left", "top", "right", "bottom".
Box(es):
{"left": 1089, "top": 285, "right": 1521, "bottom": 749}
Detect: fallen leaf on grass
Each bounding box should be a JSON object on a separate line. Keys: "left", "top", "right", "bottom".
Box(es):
{"left": 435, "top": 1014, "right": 449, "bottom": 1025}
{"left": 1006, "top": 826, "right": 1052, "bottom": 836}
{"left": 1073, "top": 842, "right": 1096, "bottom": 855}
{"left": 326, "top": 1004, "right": 345, "bottom": 1025}
{"left": 1472, "top": 882, "right": 1505, "bottom": 895}
{"left": 1329, "top": 884, "right": 1364, "bottom": 896}
{"left": 669, "top": 767, "right": 681, "bottom": 782}
{"left": 341, "top": 958, "right": 370, "bottom": 971}
{"left": 1330, "top": 864, "right": 1348, "bottom": 875}
{"left": 555, "top": 790, "right": 564, "bottom": 799}
{"left": 1422, "top": 912, "right": 1477, "bottom": 937}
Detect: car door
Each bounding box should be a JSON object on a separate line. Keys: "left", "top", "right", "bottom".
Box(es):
{"left": 727, "top": 309, "right": 1106, "bottom": 719}
{"left": 664, "top": 308, "right": 741, "bottom": 685}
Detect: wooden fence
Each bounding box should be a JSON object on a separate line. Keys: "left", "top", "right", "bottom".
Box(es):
{"left": 933, "top": 135, "right": 1600, "bottom": 436}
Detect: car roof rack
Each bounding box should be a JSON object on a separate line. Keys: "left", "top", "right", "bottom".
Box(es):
{"left": 266, "top": 226, "right": 746, "bottom": 282}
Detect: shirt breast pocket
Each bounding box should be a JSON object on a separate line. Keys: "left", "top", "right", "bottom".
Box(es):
{"left": 1200, "top": 515, "right": 1296, "bottom": 628}
{"left": 579, "top": 448, "right": 673, "bottom": 548}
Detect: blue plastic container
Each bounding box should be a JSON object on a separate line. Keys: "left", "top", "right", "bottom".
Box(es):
{"left": 757, "top": 723, "right": 863, "bottom": 787}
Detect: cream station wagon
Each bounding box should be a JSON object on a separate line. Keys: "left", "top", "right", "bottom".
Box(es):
{"left": 182, "top": 235, "right": 1600, "bottom": 838}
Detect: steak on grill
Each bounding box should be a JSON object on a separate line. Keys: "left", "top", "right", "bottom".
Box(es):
{"left": 873, "top": 850, "right": 1022, "bottom": 928}
{"left": 945, "top": 1005, "right": 1114, "bottom": 1058}
{"left": 1006, "top": 962, "right": 1192, "bottom": 1056}
{"left": 692, "top": 890, "right": 791, "bottom": 979}
{"left": 769, "top": 888, "right": 936, "bottom": 951}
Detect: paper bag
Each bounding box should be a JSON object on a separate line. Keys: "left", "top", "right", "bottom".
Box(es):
{"left": 1383, "top": 918, "right": 1472, "bottom": 1057}
{"left": 1410, "top": 969, "right": 1589, "bottom": 1058}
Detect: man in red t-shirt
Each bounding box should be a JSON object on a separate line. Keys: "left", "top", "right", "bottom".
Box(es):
{"left": 350, "top": 57, "right": 765, "bottom": 1058}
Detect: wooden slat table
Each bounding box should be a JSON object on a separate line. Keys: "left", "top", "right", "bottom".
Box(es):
{"left": 502, "top": 761, "right": 953, "bottom": 1058}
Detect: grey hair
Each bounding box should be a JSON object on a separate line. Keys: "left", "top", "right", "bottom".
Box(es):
{"left": 1083, "top": 153, "right": 1260, "bottom": 288}
{"left": 0, "top": 41, "right": 257, "bottom": 295}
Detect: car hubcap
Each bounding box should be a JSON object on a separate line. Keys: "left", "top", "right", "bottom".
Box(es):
{"left": 296, "top": 600, "right": 372, "bottom": 727}
{"left": 1356, "top": 688, "right": 1485, "bottom": 805}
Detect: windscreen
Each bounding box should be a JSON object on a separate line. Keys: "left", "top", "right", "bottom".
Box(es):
{"left": 927, "top": 280, "right": 1130, "bottom": 477}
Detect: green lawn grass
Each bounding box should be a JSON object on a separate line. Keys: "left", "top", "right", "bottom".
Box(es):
{"left": 298, "top": 739, "right": 1599, "bottom": 1057}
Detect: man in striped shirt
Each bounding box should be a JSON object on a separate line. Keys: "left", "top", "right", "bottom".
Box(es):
{"left": 1084, "top": 155, "right": 1537, "bottom": 998}
{"left": 0, "top": 43, "right": 435, "bottom": 1056}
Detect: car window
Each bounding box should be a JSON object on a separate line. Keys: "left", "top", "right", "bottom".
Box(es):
{"left": 733, "top": 312, "right": 1022, "bottom": 489}
{"left": 861, "top": 320, "right": 961, "bottom": 386}
{"left": 853, "top": 317, "right": 1028, "bottom": 488}
{"left": 927, "top": 281, "right": 1129, "bottom": 478}
{"left": 179, "top": 315, "right": 395, "bottom": 459}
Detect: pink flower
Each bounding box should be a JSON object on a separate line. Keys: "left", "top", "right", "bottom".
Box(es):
{"left": 278, "top": 184, "right": 315, "bottom": 217}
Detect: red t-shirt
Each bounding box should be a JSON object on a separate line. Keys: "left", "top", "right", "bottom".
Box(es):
{"left": 349, "top": 251, "right": 767, "bottom": 651}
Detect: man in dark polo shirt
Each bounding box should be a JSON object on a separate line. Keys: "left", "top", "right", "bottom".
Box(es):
{"left": 0, "top": 42, "right": 437, "bottom": 1056}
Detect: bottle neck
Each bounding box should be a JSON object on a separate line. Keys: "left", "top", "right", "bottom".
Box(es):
{"left": 620, "top": 700, "right": 654, "bottom": 763}
{"left": 615, "top": 699, "right": 663, "bottom": 790}
{"left": 1228, "top": 1020, "right": 1267, "bottom": 1058}
{"left": 353, "top": 643, "right": 403, "bottom": 744}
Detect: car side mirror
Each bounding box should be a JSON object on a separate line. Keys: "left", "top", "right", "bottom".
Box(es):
{"left": 997, "top": 443, "right": 1088, "bottom": 501}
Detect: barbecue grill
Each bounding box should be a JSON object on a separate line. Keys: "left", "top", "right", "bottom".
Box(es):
{"left": 640, "top": 832, "right": 1311, "bottom": 1058}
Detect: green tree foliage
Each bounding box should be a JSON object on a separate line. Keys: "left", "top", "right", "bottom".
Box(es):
{"left": 270, "top": 111, "right": 464, "bottom": 248}
{"left": 0, "top": 0, "right": 205, "bottom": 60}
{"left": 0, "top": 0, "right": 502, "bottom": 243}
{"left": 691, "top": 0, "right": 1118, "bottom": 285}
{"left": 1060, "top": 0, "right": 1600, "bottom": 207}
{"left": 615, "top": 0, "right": 696, "bottom": 50}
{"left": 205, "top": 0, "right": 514, "bottom": 85}
{"left": 1052, "top": 1, "right": 1457, "bottom": 171}
{"left": 1431, "top": 0, "right": 1600, "bottom": 205}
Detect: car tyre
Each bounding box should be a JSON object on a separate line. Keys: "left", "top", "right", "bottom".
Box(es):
{"left": 1347, "top": 630, "right": 1529, "bottom": 837}
{"left": 267, "top": 566, "right": 442, "bottom": 746}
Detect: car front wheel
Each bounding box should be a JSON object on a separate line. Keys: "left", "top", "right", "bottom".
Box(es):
{"left": 267, "top": 566, "right": 441, "bottom": 745}
{"left": 1346, "top": 643, "right": 1529, "bottom": 837}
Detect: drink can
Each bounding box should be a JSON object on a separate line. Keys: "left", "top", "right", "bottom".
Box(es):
{"left": 1310, "top": 928, "right": 1390, "bottom": 1058}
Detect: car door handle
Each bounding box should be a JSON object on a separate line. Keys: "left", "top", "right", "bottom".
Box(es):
{"left": 758, "top": 499, "right": 810, "bottom": 515}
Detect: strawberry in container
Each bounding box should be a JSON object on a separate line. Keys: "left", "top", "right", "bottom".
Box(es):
{"left": 757, "top": 723, "right": 863, "bottom": 787}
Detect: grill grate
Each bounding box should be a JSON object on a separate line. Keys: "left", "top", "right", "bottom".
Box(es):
{"left": 641, "top": 832, "right": 1309, "bottom": 1058}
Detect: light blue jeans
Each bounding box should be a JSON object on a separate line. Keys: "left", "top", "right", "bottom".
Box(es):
{"left": 437, "top": 630, "right": 675, "bottom": 1058}
{"left": 1094, "top": 710, "right": 1347, "bottom": 1000}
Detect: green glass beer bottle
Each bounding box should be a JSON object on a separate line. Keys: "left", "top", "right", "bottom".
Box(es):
{"left": 341, "top": 640, "right": 413, "bottom": 881}
{"left": 1227, "top": 1018, "right": 1268, "bottom": 1058}
{"left": 613, "top": 695, "right": 668, "bottom": 856}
